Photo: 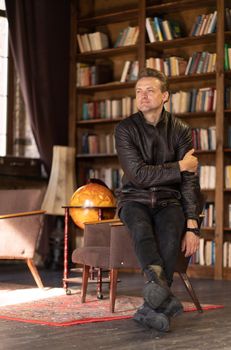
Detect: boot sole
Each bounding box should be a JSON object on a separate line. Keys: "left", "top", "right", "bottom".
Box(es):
{"left": 133, "top": 310, "right": 170, "bottom": 332}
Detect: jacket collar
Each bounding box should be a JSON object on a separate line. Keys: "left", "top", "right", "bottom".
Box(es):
{"left": 139, "top": 108, "right": 168, "bottom": 127}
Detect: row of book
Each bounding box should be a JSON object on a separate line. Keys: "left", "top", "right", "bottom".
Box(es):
{"left": 120, "top": 61, "right": 139, "bottom": 82}
{"left": 84, "top": 167, "right": 123, "bottom": 190}
{"left": 80, "top": 87, "right": 216, "bottom": 121}
{"left": 189, "top": 238, "right": 215, "bottom": 266}
{"left": 189, "top": 11, "right": 217, "bottom": 37}
{"left": 224, "top": 43, "right": 231, "bottom": 71}
{"left": 81, "top": 132, "right": 116, "bottom": 155}
{"left": 223, "top": 241, "right": 231, "bottom": 268}
{"left": 185, "top": 51, "right": 216, "bottom": 75}
{"left": 146, "top": 56, "right": 187, "bottom": 76}
{"left": 201, "top": 202, "right": 215, "bottom": 228}
{"left": 145, "top": 17, "right": 181, "bottom": 43}
{"left": 199, "top": 165, "right": 216, "bottom": 190}
{"left": 225, "top": 8, "right": 231, "bottom": 31}
{"left": 192, "top": 126, "right": 216, "bottom": 151}
{"left": 225, "top": 87, "right": 231, "bottom": 109}
{"left": 114, "top": 26, "right": 139, "bottom": 47}
{"left": 77, "top": 31, "right": 109, "bottom": 53}
{"left": 165, "top": 88, "right": 216, "bottom": 114}
{"left": 225, "top": 165, "right": 231, "bottom": 189}
{"left": 81, "top": 97, "right": 137, "bottom": 120}
{"left": 227, "top": 126, "right": 231, "bottom": 149}
{"left": 76, "top": 63, "right": 112, "bottom": 87}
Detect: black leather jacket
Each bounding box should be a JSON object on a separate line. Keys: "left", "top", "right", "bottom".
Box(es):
{"left": 115, "top": 109, "right": 202, "bottom": 222}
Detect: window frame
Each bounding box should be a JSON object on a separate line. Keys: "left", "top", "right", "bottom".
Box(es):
{"left": 0, "top": 7, "right": 14, "bottom": 155}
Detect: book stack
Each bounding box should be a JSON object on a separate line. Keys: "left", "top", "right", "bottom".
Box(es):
{"left": 185, "top": 51, "right": 217, "bottom": 75}
{"left": 146, "top": 17, "right": 182, "bottom": 42}
{"left": 189, "top": 238, "right": 215, "bottom": 266}
{"left": 192, "top": 126, "right": 216, "bottom": 151}
{"left": 189, "top": 11, "right": 217, "bottom": 36}
{"left": 225, "top": 87, "right": 231, "bottom": 109}
{"left": 225, "top": 8, "right": 231, "bottom": 30}
{"left": 76, "top": 63, "right": 112, "bottom": 86}
{"left": 224, "top": 43, "right": 231, "bottom": 71}
{"left": 120, "top": 61, "right": 139, "bottom": 82}
{"left": 223, "top": 241, "right": 231, "bottom": 267}
{"left": 85, "top": 167, "right": 123, "bottom": 190}
{"left": 81, "top": 96, "right": 137, "bottom": 120}
{"left": 77, "top": 32, "right": 109, "bottom": 52}
{"left": 146, "top": 56, "right": 187, "bottom": 76}
{"left": 225, "top": 165, "right": 231, "bottom": 188}
{"left": 199, "top": 165, "right": 216, "bottom": 189}
{"left": 81, "top": 132, "right": 115, "bottom": 155}
{"left": 114, "top": 26, "right": 139, "bottom": 47}
{"left": 201, "top": 202, "right": 215, "bottom": 228}
{"left": 165, "top": 88, "right": 216, "bottom": 114}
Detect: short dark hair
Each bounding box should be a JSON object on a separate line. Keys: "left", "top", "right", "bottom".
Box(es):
{"left": 136, "top": 68, "right": 169, "bottom": 92}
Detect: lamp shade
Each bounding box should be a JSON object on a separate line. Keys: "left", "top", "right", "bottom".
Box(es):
{"left": 41, "top": 145, "right": 76, "bottom": 215}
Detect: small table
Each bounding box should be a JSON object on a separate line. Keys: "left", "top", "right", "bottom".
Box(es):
{"left": 62, "top": 205, "right": 116, "bottom": 295}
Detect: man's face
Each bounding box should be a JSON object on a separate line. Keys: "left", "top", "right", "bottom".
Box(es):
{"left": 135, "top": 77, "right": 168, "bottom": 113}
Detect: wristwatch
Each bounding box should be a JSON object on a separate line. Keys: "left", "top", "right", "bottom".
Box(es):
{"left": 186, "top": 227, "right": 200, "bottom": 236}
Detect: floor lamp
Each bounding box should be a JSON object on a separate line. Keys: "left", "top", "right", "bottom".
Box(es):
{"left": 41, "top": 145, "right": 76, "bottom": 269}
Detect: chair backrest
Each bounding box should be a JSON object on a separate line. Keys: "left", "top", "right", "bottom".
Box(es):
{"left": 0, "top": 188, "right": 45, "bottom": 259}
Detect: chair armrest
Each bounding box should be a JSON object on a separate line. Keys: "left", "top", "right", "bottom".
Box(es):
{"left": 0, "top": 210, "right": 46, "bottom": 219}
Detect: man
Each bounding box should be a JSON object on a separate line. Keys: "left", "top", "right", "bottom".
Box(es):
{"left": 115, "top": 68, "right": 202, "bottom": 332}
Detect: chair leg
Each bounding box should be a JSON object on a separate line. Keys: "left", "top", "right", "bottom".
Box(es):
{"left": 26, "top": 258, "right": 44, "bottom": 289}
{"left": 109, "top": 269, "right": 118, "bottom": 313}
{"left": 178, "top": 272, "right": 203, "bottom": 313}
{"left": 81, "top": 265, "right": 90, "bottom": 303}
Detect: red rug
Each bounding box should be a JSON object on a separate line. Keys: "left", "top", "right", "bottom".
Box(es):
{"left": 0, "top": 293, "right": 224, "bottom": 327}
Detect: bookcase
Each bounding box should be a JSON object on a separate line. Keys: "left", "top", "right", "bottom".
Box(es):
{"left": 69, "top": 0, "right": 231, "bottom": 280}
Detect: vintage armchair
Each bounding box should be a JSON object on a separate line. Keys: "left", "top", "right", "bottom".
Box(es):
{"left": 0, "top": 189, "right": 46, "bottom": 288}
{"left": 72, "top": 218, "right": 203, "bottom": 313}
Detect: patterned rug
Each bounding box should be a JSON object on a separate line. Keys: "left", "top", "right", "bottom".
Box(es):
{"left": 0, "top": 287, "right": 224, "bottom": 327}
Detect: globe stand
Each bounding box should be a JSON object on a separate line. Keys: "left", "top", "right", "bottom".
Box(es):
{"left": 62, "top": 205, "right": 116, "bottom": 297}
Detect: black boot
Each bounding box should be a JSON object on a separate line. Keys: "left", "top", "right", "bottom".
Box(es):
{"left": 143, "top": 265, "right": 171, "bottom": 309}
{"left": 157, "top": 294, "right": 184, "bottom": 318}
{"left": 133, "top": 302, "right": 170, "bottom": 332}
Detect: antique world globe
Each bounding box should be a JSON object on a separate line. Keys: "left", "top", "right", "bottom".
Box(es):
{"left": 69, "top": 181, "right": 116, "bottom": 229}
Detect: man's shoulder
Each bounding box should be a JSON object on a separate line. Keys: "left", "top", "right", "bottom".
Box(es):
{"left": 168, "top": 111, "right": 191, "bottom": 131}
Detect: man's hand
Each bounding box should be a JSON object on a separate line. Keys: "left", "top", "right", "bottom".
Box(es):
{"left": 179, "top": 148, "right": 198, "bottom": 173}
{"left": 181, "top": 231, "right": 200, "bottom": 257}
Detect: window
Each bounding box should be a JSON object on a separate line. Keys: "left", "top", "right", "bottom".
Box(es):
{"left": 0, "top": 0, "right": 8, "bottom": 155}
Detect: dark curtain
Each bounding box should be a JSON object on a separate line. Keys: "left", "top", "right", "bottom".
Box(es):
{"left": 5, "top": 0, "right": 70, "bottom": 173}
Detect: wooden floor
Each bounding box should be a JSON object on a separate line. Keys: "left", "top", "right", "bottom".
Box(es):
{"left": 1, "top": 262, "right": 231, "bottom": 350}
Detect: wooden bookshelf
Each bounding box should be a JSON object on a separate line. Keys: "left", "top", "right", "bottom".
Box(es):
{"left": 69, "top": 0, "right": 231, "bottom": 280}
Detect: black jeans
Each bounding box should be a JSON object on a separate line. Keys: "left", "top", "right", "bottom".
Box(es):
{"left": 119, "top": 201, "right": 185, "bottom": 286}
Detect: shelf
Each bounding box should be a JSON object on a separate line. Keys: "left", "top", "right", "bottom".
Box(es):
{"left": 77, "top": 112, "right": 215, "bottom": 126}
{"left": 186, "top": 264, "right": 214, "bottom": 279}
{"left": 77, "top": 118, "right": 122, "bottom": 126}
{"left": 146, "top": 0, "right": 216, "bottom": 15}
{"left": 76, "top": 72, "right": 216, "bottom": 93}
{"left": 77, "top": 153, "right": 117, "bottom": 159}
{"left": 194, "top": 149, "right": 215, "bottom": 154}
{"left": 76, "top": 81, "right": 135, "bottom": 93}
{"left": 146, "top": 33, "right": 216, "bottom": 51}
{"left": 78, "top": 6, "right": 138, "bottom": 26}
{"left": 175, "top": 111, "right": 215, "bottom": 118}
{"left": 224, "top": 148, "right": 231, "bottom": 152}
{"left": 77, "top": 45, "right": 137, "bottom": 59}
